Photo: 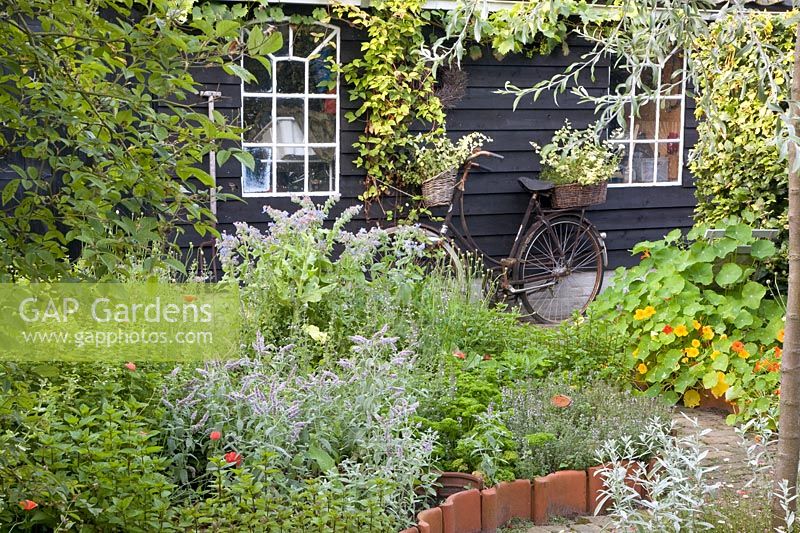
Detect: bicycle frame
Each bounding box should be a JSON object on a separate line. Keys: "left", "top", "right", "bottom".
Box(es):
{"left": 434, "top": 151, "right": 603, "bottom": 295}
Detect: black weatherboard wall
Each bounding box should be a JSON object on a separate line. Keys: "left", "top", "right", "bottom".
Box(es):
{"left": 191, "top": 18, "right": 697, "bottom": 269}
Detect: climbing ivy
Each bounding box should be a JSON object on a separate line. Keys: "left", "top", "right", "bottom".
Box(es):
{"left": 333, "top": 0, "right": 445, "bottom": 205}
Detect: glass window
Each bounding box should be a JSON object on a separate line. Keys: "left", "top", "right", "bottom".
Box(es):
{"left": 608, "top": 53, "right": 686, "bottom": 186}
{"left": 241, "top": 23, "right": 339, "bottom": 195}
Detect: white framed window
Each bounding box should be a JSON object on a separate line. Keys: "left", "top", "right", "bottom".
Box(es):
{"left": 608, "top": 53, "right": 687, "bottom": 186}
{"left": 241, "top": 23, "right": 339, "bottom": 196}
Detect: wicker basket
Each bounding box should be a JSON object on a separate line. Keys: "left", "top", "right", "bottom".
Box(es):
{"left": 550, "top": 181, "right": 608, "bottom": 209}
{"left": 421, "top": 168, "right": 457, "bottom": 207}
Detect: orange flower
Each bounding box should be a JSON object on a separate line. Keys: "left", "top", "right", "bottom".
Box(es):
{"left": 124, "top": 362, "right": 136, "bottom": 371}
{"left": 551, "top": 394, "right": 572, "bottom": 408}
{"left": 662, "top": 325, "right": 674, "bottom": 335}
{"left": 674, "top": 325, "right": 689, "bottom": 337}
{"left": 483, "top": 354, "right": 492, "bottom": 361}
{"left": 768, "top": 362, "right": 780, "bottom": 373}
{"left": 19, "top": 500, "right": 37, "bottom": 511}
{"left": 224, "top": 451, "right": 243, "bottom": 466}
{"left": 755, "top": 360, "right": 764, "bottom": 372}
{"left": 778, "top": 329, "right": 785, "bottom": 343}
{"left": 731, "top": 341, "right": 745, "bottom": 353}
{"left": 776, "top": 388, "right": 781, "bottom": 396}
{"left": 637, "top": 363, "right": 648, "bottom": 374}
{"left": 641, "top": 249, "right": 651, "bottom": 259}
{"left": 453, "top": 351, "right": 466, "bottom": 360}
{"left": 210, "top": 431, "right": 222, "bottom": 441}
{"left": 775, "top": 346, "right": 783, "bottom": 359}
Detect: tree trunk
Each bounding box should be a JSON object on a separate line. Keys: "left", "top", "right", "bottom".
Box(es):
{"left": 772, "top": 20, "right": 800, "bottom": 530}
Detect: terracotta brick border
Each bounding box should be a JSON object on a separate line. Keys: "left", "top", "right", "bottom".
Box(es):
{"left": 402, "top": 463, "right": 646, "bottom": 532}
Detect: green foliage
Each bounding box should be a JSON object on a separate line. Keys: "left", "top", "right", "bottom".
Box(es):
{"left": 690, "top": 12, "right": 792, "bottom": 260}
{"left": 333, "top": 0, "right": 445, "bottom": 203}
{"left": 590, "top": 222, "right": 785, "bottom": 423}
{"left": 0, "top": 0, "right": 282, "bottom": 281}
{"left": 505, "top": 379, "right": 671, "bottom": 477}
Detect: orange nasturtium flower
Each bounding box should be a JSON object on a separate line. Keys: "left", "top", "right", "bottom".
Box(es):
{"left": 674, "top": 325, "right": 689, "bottom": 337}
{"left": 775, "top": 346, "right": 783, "bottom": 359}
{"left": 663, "top": 324, "right": 674, "bottom": 335}
{"left": 634, "top": 306, "right": 657, "bottom": 320}
{"left": 683, "top": 389, "right": 701, "bottom": 408}
{"left": 637, "top": 363, "right": 648, "bottom": 374}
{"left": 693, "top": 320, "right": 702, "bottom": 330}
{"left": 551, "top": 394, "right": 572, "bottom": 408}
{"left": 641, "top": 249, "right": 651, "bottom": 259}
{"left": 685, "top": 347, "right": 700, "bottom": 358}
{"left": 731, "top": 341, "right": 745, "bottom": 353}
{"left": 778, "top": 329, "right": 785, "bottom": 343}
{"left": 702, "top": 326, "right": 715, "bottom": 340}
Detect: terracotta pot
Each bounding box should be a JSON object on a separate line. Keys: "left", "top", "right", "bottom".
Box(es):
{"left": 399, "top": 528, "right": 419, "bottom": 533}
{"left": 417, "top": 507, "right": 443, "bottom": 533}
{"left": 481, "top": 488, "right": 498, "bottom": 533}
{"left": 587, "top": 461, "right": 646, "bottom": 515}
{"left": 697, "top": 389, "right": 738, "bottom": 414}
{"left": 443, "top": 489, "right": 481, "bottom": 533}
{"left": 532, "top": 470, "right": 587, "bottom": 525}
{"left": 434, "top": 471, "right": 484, "bottom": 500}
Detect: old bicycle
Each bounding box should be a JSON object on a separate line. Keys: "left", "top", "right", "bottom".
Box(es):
{"left": 393, "top": 150, "right": 607, "bottom": 324}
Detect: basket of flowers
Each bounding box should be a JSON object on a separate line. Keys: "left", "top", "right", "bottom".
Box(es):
{"left": 531, "top": 121, "right": 622, "bottom": 209}
{"left": 407, "top": 132, "right": 492, "bottom": 207}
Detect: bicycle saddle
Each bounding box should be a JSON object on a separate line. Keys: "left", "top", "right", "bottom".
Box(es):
{"left": 518, "top": 177, "right": 555, "bottom": 193}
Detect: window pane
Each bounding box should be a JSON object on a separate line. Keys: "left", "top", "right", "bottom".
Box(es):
{"left": 294, "top": 25, "right": 335, "bottom": 58}
{"left": 274, "top": 99, "right": 305, "bottom": 144}
{"left": 243, "top": 56, "right": 272, "bottom": 93}
{"left": 273, "top": 24, "right": 290, "bottom": 57}
{"left": 275, "top": 146, "right": 305, "bottom": 193}
{"left": 276, "top": 60, "right": 305, "bottom": 93}
{"left": 309, "top": 157, "right": 333, "bottom": 192}
{"left": 658, "top": 98, "right": 682, "bottom": 142}
{"left": 607, "top": 101, "right": 632, "bottom": 141}
{"left": 660, "top": 54, "right": 684, "bottom": 96}
{"left": 308, "top": 99, "right": 336, "bottom": 143}
{"left": 631, "top": 98, "right": 657, "bottom": 141}
{"left": 309, "top": 48, "right": 336, "bottom": 94}
{"left": 242, "top": 98, "right": 273, "bottom": 143}
{"left": 609, "top": 144, "right": 630, "bottom": 184}
{"left": 656, "top": 143, "right": 681, "bottom": 182}
{"left": 243, "top": 146, "right": 272, "bottom": 193}
{"left": 631, "top": 143, "right": 657, "bottom": 183}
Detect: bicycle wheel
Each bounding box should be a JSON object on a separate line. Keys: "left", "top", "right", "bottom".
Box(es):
{"left": 380, "top": 225, "right": 464, "bottom": 280}
{"left": 514, "top": 216, "right": 604, "bottom": 323}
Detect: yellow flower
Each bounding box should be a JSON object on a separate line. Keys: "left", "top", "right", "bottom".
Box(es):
{"left": 304, "top": 324, "right": 329, "bottom": 344}
{"left": 634, "top": 306, "right": 657, "bottom": 321}
{"left": 702, "top": 326, "right": 715, "bottom": 341}
{"left": 711, "top": 372, "right": 729, "bottom": 398}
{"left": 693, "top": 320, "right": 702, "bottom": 330}
{"left": 681, "top": 357, "right": 689, "bottom": 363}
{"left": 721, "top": 334, "right": 728, "bottom": 340}
{"left": 711, "top": 350, "right": 721, "bottom": 361}
{"left": 674, "top": 325, "right": 689, "bottom": 337}
{"left": 737, "top": 349, "right": 751, "bottom": 359}
{"left": 633, "top": 348, "right": 639, "bottom": 358}
{"left": 685, "top": 347, "right": 700, "bottom": 358}
{"left": 637, "top": 363, "right": 648, "bottom": 374}
{"left": 691, "top": 339, "right": 701, "bottom": 348}
{"left": 684, "top": 389, "right": 701, "bottom": 408}
{"left": 778, "top": 329, "right": 785, "bottom": 343}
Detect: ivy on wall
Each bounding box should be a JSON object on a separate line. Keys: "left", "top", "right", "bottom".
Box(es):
{"left": 690, "top": 12, "right": 792, "bottom": 232}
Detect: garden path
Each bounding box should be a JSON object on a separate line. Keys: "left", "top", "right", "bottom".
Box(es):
{"left": 522, "top": 407, "right": 753, "bottom": 532}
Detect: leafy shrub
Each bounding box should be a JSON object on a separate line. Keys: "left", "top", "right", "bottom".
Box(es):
{"left": 162, "top": 330, "right": 437, "bottom": 528}
{"left": 691, "top": 12, "right": 792, "bottom": 266}
{"left": 505, "top": 379, "right": 670, "bottom": 477}
{"left": 590, "top": 223, "right": 785, "bottom": 422}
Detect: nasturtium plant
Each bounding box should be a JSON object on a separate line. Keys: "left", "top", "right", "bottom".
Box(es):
{"left": 590, "top": 221, "right": 785, "bottom": 423}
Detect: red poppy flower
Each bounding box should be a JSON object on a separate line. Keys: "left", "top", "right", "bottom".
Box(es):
{"left": 19, "top": 500, "right": 37, "bottom": 511}
{"left": 453, "top": 351, "right": 466, "bottom": 360}
{"left": 124, "top": 362, "right": 136, "bottom": 371}
{"left": 662, "top": 325, "right": 673, "bottom": 335}
{"left": 210, "top": 431, "right": 222, "bottom": 441}
{"left": 550, "top": 394, "right": 572, "bottom": 408}
{"left": 224, "top": 451, "right": 242, "bottom": 466}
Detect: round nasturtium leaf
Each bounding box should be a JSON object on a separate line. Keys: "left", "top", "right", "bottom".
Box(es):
{"left": 715, "top": 262, "right": 743, "bottom": 287}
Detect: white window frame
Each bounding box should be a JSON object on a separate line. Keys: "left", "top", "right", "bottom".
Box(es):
{"left": 607, "top": 54, "right": 687, "bottom": 187}
{"left": 241, "top": 22, "right": 340, "bottom": 197}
